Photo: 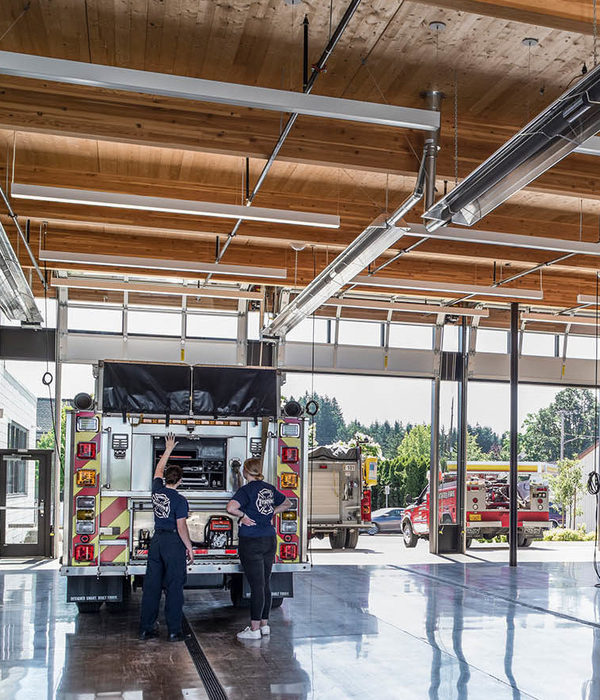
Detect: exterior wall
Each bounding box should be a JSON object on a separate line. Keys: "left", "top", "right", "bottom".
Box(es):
{"left": 0, "top": 362, "right": 39, "bottom": 543}
{"left": 0, "top": 362, "right": 37, "bottom": 449}
{"left": 576, "top": 449, "right": 598, "bottom": 533}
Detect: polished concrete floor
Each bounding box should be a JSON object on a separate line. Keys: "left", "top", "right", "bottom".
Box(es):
{"left": 2, "top": 547, "right": 600, "bottom": 699}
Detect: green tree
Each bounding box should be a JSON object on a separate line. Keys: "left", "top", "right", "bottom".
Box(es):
{"left": 292, "top": 392, "right": 345, "bottom": 446}
{"left": 469, "top": 424, "right": 500, "bottom": 455}
{"left": 520, "top": 388, "right": 596, "bottom": 462}
{"left": 37, "top": 403, "right": 68, "bottom": 493}
{"left": 548, "top": 458, "right": 584, "bottom": 529}
{"left": 397, "top": 424, "right": 430, "bottom": 462}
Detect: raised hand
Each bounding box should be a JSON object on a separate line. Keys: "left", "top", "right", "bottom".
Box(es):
{"left": 165, "top": 432, "right": 177, "bottom": 453}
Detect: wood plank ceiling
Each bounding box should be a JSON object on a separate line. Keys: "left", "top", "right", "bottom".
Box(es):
{"left": 0, "top": 0, "right": 599, "bottom": 330}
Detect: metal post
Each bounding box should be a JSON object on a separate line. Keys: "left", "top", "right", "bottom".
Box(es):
{"left": 456, "top": 318, "right": 468, "bottom": 553}
{"left": 509, "top": 302, "right": 519, "bottom": 567}
{"left": 303, "top": 15, "right": 309, "bottom": 93}
{"left": 53, "top": 287, "right": 67, "bottom": 558}
{"left": 429, "top": 322, "right": 443, "bottom": 554}
{"left": 421, "top": 90, "right": 444, "bottom": 209}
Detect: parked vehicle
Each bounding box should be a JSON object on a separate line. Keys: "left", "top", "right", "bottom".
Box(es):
{"left": 367, "top": 507, "right": 405, "bottom": 535}
{"left": 308, "top": 445, "right": 373, "bottom": 549}
{"left": 549, "top": 502, "right": 566, "bottom": 528}
{"left": 401, "top": 473, "right": 550, "bottom": 548}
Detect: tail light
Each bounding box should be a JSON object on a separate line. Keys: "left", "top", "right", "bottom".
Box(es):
{"left": 281, "top": 447, "right": 299, "bottom": 463}
{"left": 74, "top": 544, "right": 94, "bottom": 562}
{"left": 361, "top": 490, "right": 372, "bottom": 522}
{"left": 280, "top": 543, "right": 297, "bottom": 560}
{"left": 77, "top": 442, "right": 97, "bottom": 459}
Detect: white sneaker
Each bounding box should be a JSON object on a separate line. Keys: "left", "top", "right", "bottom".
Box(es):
{"left": 237, "top": 626, "right": 261, "bottom": 640}
{"left": 260, "top": 625, "right": 270, "bottom": 636}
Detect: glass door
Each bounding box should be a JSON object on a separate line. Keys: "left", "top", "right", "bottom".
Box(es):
{"left": 0, "top": 451, "right": 52, "bottom": 556}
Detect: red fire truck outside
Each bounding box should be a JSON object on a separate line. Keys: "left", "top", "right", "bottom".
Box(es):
{"left": 402, "top": 463, "right": 551, "bottom": 548}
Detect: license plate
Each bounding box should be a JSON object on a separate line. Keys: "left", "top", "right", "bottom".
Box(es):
{"left": 469, "top": 514, "right": 482, "bottom": 521}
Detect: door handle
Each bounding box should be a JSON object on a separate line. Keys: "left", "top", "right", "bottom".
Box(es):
{"left": 39, "top": 500, "right": 45, "bottom": 516}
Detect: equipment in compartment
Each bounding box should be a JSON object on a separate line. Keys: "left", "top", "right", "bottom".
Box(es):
{"left": 153, "top": 436, "right": 226, "bottom": 490}
{"left": 204, "top": 516, "right": 233, "bottom": 549}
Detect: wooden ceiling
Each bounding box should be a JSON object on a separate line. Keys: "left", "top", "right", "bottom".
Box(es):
{"left": 1, "top": 0, "right": 600, "bottom": 324}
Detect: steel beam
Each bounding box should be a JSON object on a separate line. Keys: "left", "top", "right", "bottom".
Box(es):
{"left": 0, "top": 50, "right": 439, "bottom": 132}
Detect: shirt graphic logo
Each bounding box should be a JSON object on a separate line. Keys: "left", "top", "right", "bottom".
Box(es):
{"left": 256, "top": 488, "right": 274, "bottom": 516}
{"left": 152, "top": 492, "right": 171, "bottom": 519}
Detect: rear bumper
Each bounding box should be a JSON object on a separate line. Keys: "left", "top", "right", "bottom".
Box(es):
{"left": 61, "top": 561, "right": 311, "bottom": 577}
{"left": 467, "top": 520, "right": 550, "bottom": 536}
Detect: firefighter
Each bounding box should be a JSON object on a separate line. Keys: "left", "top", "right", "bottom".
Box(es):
{"left": 227, "top": 458, "right": 292, "bottom": 640}
{"left": 139, "top": 433, "right": 194, "bottom": 642}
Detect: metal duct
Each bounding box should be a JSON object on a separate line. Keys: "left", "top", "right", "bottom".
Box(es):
{"left": 263, "top": 150, "right": 427, "bottom": 338}
{"left": 424, "top": 61, "right": 600, "bottom": 230}
{"left": 0, "top": 221, "right": 42, "bottom": 323}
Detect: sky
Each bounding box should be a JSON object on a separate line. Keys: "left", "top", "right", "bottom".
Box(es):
{"left": 283, "top": 372, "right": 562, "bottom": 435}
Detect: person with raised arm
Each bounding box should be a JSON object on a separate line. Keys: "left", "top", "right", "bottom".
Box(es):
{"left": 139, "top": 432, "right": 194, "bottom": 642}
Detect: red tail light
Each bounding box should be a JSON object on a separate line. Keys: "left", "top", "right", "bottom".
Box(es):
{"left": 280, "top": 543, "right": 298, "bottom": 560}
{"left": 74, "top": 544, "right": 94, "bottom": 562}
{"left": 361, "top": 490, "right": 372, "bottom": 522}
{"left": 77, "top": 442, "right": 97, "bottom": 459}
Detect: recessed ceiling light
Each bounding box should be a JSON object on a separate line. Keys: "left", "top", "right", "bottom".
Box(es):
{"left": 522, "top": 37, "right": 539, "bottom": 47}
{"left": 283, "top": 0, "right": 302, "bottom": 5}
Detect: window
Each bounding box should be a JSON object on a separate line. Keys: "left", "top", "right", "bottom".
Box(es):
{"left": 567, "top": 335, "right": 598, "bottom": 360}
{"left": 522, "top": 332, "right": 555, "bottom": 357}
{"left": 128, "top": 309, "right": 181, "bottom": 336}
{"left": 7, "top": 422, "right": 28, "bottom": 495}
{"left": 286, "top": 318, "right": 329, "bottom": 343}
{"left": 337, "top": 320, "right": 382, "bottom": 347}
{"left": 476, "top": 329, "right": 507, "bottom": 354}
{"left": 388, "top": 324, "right": 433, "bottom": 350}
{"left": 442, "top": 325, "right": 459, "bottom": 352}
{"left": 187, "top": 313, "right": 237, "bottom": 339}
{"left": 69, "top": 305, "right": 122, "bottom": 333}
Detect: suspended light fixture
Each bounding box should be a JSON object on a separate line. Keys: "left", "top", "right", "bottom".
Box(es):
{"left": 10, "top": 183, "right": 341, "bottom": 229}
{"left": 0, "top": 222, "right": 42, "bottom": 323}
{"left": 353, "top": 275, "right": 543, "bottom": 300}
{"left": 423, "top": 61, "right": 600, "bottom": 230}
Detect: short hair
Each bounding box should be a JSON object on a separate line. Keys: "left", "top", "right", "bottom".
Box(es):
{"left": 164, "top": 464, "right": 183, "bottom": 485}
{"left": 243, "top": 458, "right": 264, "bottom": 480}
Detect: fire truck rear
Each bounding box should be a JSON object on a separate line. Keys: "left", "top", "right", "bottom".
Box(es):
{"left": 61, "top": 361, "right": 309, "bottom": 612}
{"left": 402, "top": 472, "right": 550, "bottom": 548}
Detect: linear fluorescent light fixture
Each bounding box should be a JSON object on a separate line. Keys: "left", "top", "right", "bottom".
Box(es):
{"left": 404, "top": 223, "right": 600, "bottom": 257}
{"left": 39, "top": 250, "right": 286, "bottom": 279}
{"left": 263, "top": 151, "right": 427, "bottom": 338}
{"left": 424, "top": 61, "right": 600, "bottom": 230}
{"left": 0, "top": 221, "right": 42, "bottom": 323}
{"left": 577, "top": 294, "right": 600, "bottom": 305}
{"left": 323, "top": 297, "right": 489, "bottom": 317}
{"left": 11, "top": 183, "right": 340, "bottom": 229}
{"left": 353, "top": 275, "right": 544, "bottom": 300}
{"left": 0, "top": 51, "right": 439, "bottom": 132}
{"left": 50, "top": 276, "right": 263, "bottom": 300}
{"left": 521, "top": 311, "right": 599, "bottom": 327}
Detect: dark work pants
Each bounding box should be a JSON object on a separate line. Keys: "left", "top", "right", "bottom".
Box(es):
{"left": 238, "top": 536, "right": 277, "bottom": 621}
{"left": 139, "top": 530, "right": 187, "bottom": 634}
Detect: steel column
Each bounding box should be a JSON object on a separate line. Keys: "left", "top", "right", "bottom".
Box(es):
{"left": 429, "top": 322, "right": 443, "bottom": 554}
{"left": 456, "top": 318, "right": 468, "bottom": 553}
{"left": 509, "top": 302, "right": 519, "bottom": 567}
{"left": 53, "top": 287, "right": 68, "bottom": 558}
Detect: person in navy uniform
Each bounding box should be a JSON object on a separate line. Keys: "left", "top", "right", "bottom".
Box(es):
{"left": 227, "top": 458, "right": 291, "bottom": 640}
{"left": 139, "top": 433, "right": 194, "bottom": 642}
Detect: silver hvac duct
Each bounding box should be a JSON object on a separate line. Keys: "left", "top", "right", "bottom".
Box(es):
{"left": 424, "top": 61, "right": 600, "bottom": 230}
{"left": 263, "top": 148, "right": 427, "bottom": 339}
{"left": 0, "top": 221, "right": 42, "bottom": 323}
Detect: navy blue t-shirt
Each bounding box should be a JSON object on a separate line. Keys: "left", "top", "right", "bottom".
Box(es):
{"left": 151, "top": 477, "right": 189, "bottom": 531}
{"left": 232, "top": 481, "right": 286, "bottom": 538}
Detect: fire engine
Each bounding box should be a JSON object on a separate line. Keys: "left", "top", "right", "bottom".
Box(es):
{"left": 61, "top": 361, "right": 309, "bottom": 612}
{"left": 307, "top": 446, "right": 375, "bottom": 549}
{"left": 401, "top": 463, "right": 551, "bottom": 549}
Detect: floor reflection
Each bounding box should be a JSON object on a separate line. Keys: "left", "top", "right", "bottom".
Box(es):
{"left": 3, "top": 561, "right": 600, "bottom": 698}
